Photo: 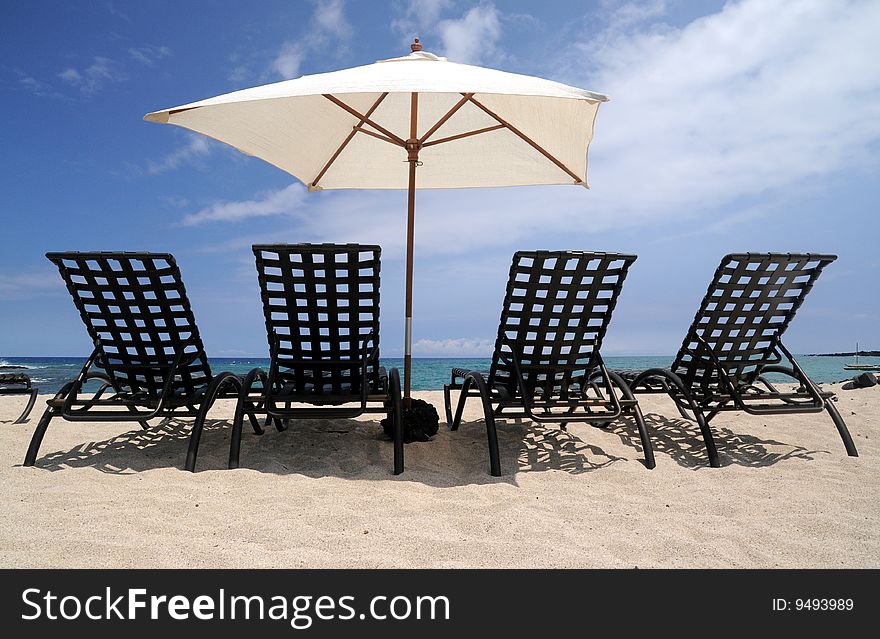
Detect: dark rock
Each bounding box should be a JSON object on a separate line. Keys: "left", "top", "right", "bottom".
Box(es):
{"left": 842, "top": 373, "right": 879, "bottom": 390}
{"left": 852, "top": 372, "right": 878, "bottom": 388}
{"left": 0, "top": 373, "right": 31, "bottom": 384}
{"left": 382, "top": 398, "right": 439, "bottom": 443}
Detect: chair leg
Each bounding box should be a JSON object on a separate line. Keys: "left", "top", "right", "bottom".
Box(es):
{"left": 23, "top": 406, "right": 55, "bottom": 466}
{"left": 458, "top": 374, "right": 501, "bottom": 477}
{"left": 633, "top": 369, "right": 720, "bottom": 468}
{"left": 237, "top": 368, "right": 267, "bottom": 436}
{"left": 825, "top": 399, "right": 858, "bottom": 457}
{"left": 13, "top": 388, "right": 39, "bottom": 424}
{"left": 229, "top": 371, "right": 269, "bottom": 469}
{"left": 443, "top": 384, "right": 454, "bottom": 428}
{"left": 631, "top": 403, "right": 656, "bottom": 469}
{"left": 185, "top": 373, "right": 242, "bottom": 472}
{"left": 390, "top": 368, "right": 404, "bottom": 475}
{"left": 124, "top": 404, "right": 150, "bottom": 430}
{"left": 185, "top": 411, "right": 207, "bottom": 472}
{"left": 450, "top": 382, "right": 470, "bottom": 432}
{"left": 691, "top": 406, "right": 720, "bottom": 468}
{"left": 247, "top": 414, "right": 264, "bottom": 435}
{"left": 228, "top": 397, "right": 246, "bottom": 470}
{"left": 607, "top": 371, "right": 655, "bottom": 470}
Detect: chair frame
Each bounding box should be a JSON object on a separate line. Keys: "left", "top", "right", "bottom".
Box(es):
{"left": 625, "top": 252, "right": 858, "bottom": 467}
{"left": 0, "top": 373, "right": 39, "bottom": 424}
{"left": 444, "top": 251, "right": 654, "bottom": 476}
{"left": 231, "top": 244, "right": 403, "bottom": 475}
{"left": 23, "top": 251, "right": 257, "bottom": 471}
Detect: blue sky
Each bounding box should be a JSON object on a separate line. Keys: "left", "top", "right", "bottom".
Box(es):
{"left": 1, "top": 0, "right": 878, "bottom": 358}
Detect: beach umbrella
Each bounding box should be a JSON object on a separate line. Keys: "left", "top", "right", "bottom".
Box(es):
{"left": 145, "top": 39, "right": 609, "bottom": 402}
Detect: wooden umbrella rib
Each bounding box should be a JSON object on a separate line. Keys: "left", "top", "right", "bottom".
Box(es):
{"left": 355, "top": 127, "right": 401, "bottom": 146}
{"left": 464, "top": 94, "right": 583, "bottom": 184}
{"left": 311, "top": 92, "right": 389, "bottom": 188}
{"left": 418, "top": 93, "right": 474, "bottom": 144}
{"left": 422, "top": 124, "right": 505, "bottom": 147}
{"left": 323, "top": 94, "right": 405, "bottom": 146}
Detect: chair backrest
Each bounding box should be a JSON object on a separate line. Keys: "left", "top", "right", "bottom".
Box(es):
{"left": 488, "top": 251, "right": 637, "bottom": 398}
{"left": 252, "top": 244, "right": 382, "bottom": 395}
{"left": 671, "top": 252, "right": 836, "bottom": 387}
{"left": 47, "top": 251, "right": 211, "bottom": 398}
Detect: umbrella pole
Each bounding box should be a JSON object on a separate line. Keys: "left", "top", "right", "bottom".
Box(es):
{"left": 404, "top": 157, "right": 416, "bottom": 405}
{"left": 403, "top": 92, "right": 420, "bottom": 406}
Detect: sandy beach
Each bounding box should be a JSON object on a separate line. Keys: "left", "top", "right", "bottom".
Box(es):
{"left": 1, "top": 385, "right": 877, "bottom": 569}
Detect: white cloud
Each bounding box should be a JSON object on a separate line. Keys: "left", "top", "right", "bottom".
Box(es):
{"left": 129, "top": 45, "right": 172, "bottom": 66}
{"left": 273, "top": 43, "right": 308, "bottom": 80}
{"left": 0, "top": 271, "right": 61, "bottom": 301}
{"left": 180, "top": 183, "right": 307, "bottom": 226}
{"left": 105, "top": 1, "right": 131, "bottom": 23}
{"left": 57, "top": 68, "right": 82, "bottom": 83}
{"left": 436, "top": 3, "right": 502, "bottom": 64}
{"left": 147, "top": 135, "right": 214, "bottom": 175}
{"left": 18, "top": 76, "right": 44, "bottom": 92}
{"left": 391, "top": 0, "right": 454, "bottom": 39}
{"left": 573, "top": 0, "right": 880, "bottom": 226}
{"left": 57, "top": 56, "right": 126, "bottom": 94}
{"left": 596, "top": 0, "right": 668, "bottom": 36}
{"left": 271, "top": 0, "right": 353, "bottom": 79}
{"left": 312, "top": 0, "right": 352, "bottom": 38}
{"left": 14, "top": 69, "right": 64, "bottom": 98}
{"left": 413, "top": 337, "right": 495, "bottom": 357}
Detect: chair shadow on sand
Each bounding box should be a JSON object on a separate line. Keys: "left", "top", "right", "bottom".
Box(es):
{"left": 31, "top": 418, "right": 219, "bottom": 475}
{"left": 26, "top": 415, "right": 626, "bottom": 485}
{"left": 24, "top": 409, "right": 822, "bottom": 480}
{"left": 498, "top": 419, "right": 626, "bottom": 474}
{"left": 614, "top": 412, "right": 822, "bottom": 469}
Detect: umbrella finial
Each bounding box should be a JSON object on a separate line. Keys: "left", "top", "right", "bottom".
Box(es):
{"left": 410, "top": 38, "right": 422, "bottom": 52}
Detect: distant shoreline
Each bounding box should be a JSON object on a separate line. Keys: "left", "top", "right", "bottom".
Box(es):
{"left": 807, "top": 351, "right": 880, "bottom": 357}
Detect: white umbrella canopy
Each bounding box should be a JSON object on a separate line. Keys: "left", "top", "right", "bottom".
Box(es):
{"left": 145, "top": 39, "right": 609, "bottom": 399}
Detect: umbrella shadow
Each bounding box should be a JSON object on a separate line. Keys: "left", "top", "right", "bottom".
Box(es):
{"left": 611, "top": 412, "right": 821, "bottom": 469}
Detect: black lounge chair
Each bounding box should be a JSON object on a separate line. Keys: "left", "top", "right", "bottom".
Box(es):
{"left": 1, "top": 373, "right": 39, "bottom": 424}
{"left": 230, "top": 244, "right": 403, "bottom": 474}
{"left": 444, "top": 251, "right": 654, "bottom": 476}
{"left": 623, "top": 252, "right": 858, "bottom": 467}
{"left": 23, "top": 252, "right": 254, "bottom": 471}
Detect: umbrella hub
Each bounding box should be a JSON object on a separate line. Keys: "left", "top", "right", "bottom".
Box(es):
{"left": 405, "top": 138, "right": 422, "bottom": 164}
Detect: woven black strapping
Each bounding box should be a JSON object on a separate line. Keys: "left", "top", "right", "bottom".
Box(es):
{"left": 46, "top": 252, "right": 212, "bottom": 399}
{"left": 671, "top": 252, "right": 836, "bottom": 388}
{"left": 488, "top": 251, "right": 636, "bottom": 399}
{"left": 253, "top": 244, "right": 383, "bottom": 396}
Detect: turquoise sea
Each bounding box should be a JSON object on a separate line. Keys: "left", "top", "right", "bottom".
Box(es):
{"left": 0, "top": 355, "right": 867, "bottom": 395}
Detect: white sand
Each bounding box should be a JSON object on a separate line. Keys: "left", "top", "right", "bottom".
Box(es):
{"left": 1, "top": 386, "right": 877, "bottom": 568}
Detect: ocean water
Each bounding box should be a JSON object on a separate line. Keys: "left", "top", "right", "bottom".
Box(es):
{"left": 0, "top": 355, "right": 867, "bottom": 395}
